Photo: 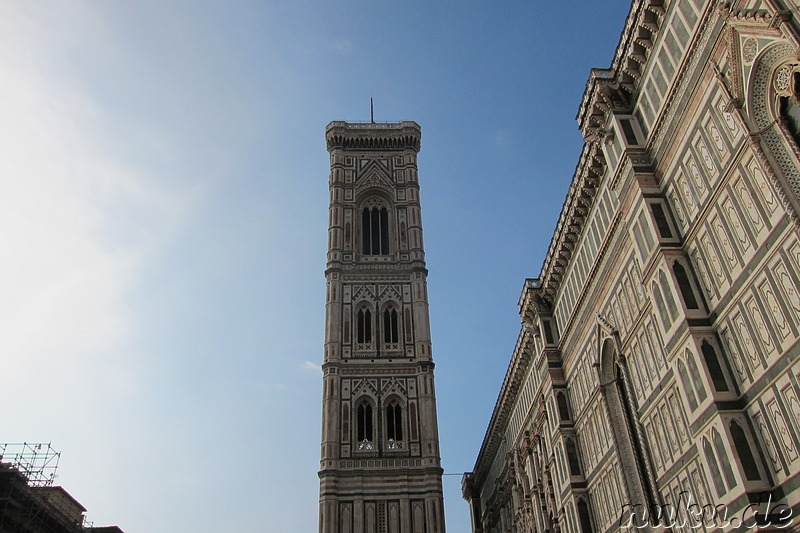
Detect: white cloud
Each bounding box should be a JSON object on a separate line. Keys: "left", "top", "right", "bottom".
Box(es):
{"left": 0, "top": 4, "right": 199, "bottom": 395}
{"left": 303, "top": 360, "right": 322, "bottom": 373}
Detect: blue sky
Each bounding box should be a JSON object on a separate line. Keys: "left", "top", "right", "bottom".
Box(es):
{"left": 0, "top": 2, "right": 630, "bottom": 531}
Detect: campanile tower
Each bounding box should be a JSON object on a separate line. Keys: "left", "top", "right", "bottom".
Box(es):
{"left": 319, "top": 121, "right": 446, "bottom": 533}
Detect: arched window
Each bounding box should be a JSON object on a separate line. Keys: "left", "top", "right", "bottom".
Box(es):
{"left": 566, "top": 437, "right": 582, "bottom": 476}
{"left": 673, "top": 262, "right": 699, "bottom": 309}
{"left": 557, "top": 392, "right": 571, "bottom": 422}
{"left": 386, "top": 401, "right": 403, "bottom": 445}
{"left": 677, "top": 359, "right": 698, "bottom": 411}
{"left": 383, "top": 306, "right": 399, "bottom": 345}
{"left": 778, "top": 69, "right": 800, "bottom": 142}
{"left": 650, "top": 202, "right": 673, "bottom": 239}
{"left": 701, "top": 341, "right": 729, "bottom": 392}
{"left": 686, "top": 351, "right": 707, "bottom": 403}
{"left": 356, "top": 402, "right": 374, "bottom": 448}
{"left": 362, "top": 206, "right": 389, "bottom": 255}
{"left": 599, "top": 339, "right": 655, "bottom": 510}
{"left": 357, "top": 308, "right": 372, "bottom": 345}
{"left": 730, "top": 421, "right": 761, "bottom": 481}
{"left": 577, "top": 499, "right": 594, "bottom": 533}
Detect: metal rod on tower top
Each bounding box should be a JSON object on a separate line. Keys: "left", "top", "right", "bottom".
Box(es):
{"left": 370, "top": 97, "right": 374, "bottom": 123}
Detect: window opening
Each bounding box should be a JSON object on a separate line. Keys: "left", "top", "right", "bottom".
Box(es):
{"left": 730, "top": 421, "right": 761, "bottom": 481}
{"left": 386, "top": 402, "right": 403, "bottom": 448}
{"left": 362, "top": 206, "right": 389, "bottom": 255}
{"left": 577, "top": 499, "right": 594, "bottom": 533}
{"left": 357, "top": 402, "right": 373, "bottom": 449}
{"left": 650, "top": 203, "right": 673, "bottom": 238}
{"left": 701, "top": 341, "right": 729, "bottom": 392}
{"left": 620, "top": 119, "right": 638, "bottom": 146}
{"left": 383, "top": 307, "right": 399, "bottom": 345}
{"left": 673, "top": 262, "right": 699, "bottom": 309}
{"left": 357, "top": 308, "right": 372, "bottom": 345}
{"left": 557, "top": 392, "right": 570, "bottom": 421}
{"left": 566, "top": 438, "right": 582, "bottom": 476}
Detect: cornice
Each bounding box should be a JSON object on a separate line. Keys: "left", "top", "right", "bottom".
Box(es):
{"left": 536, "top": 142, "right": 606, "bottom": 305}
{"left": 577, "top": 0, "right": 668, "bottom": 138}
{"left": 472, "top": 326, "right": 535, "bottom": 484}
{"left": 326, "top": 121, "right": 421, "bottom": 152}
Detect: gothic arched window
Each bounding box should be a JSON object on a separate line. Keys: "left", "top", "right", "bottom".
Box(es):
{"left": 356, "top": 402, "right": 374, "bottom": 446}
{"left": 557, "top": 392, "right": 571, "bottom": 422}
{"left": 566, "top": 437, "right": 582, "bottom": 476}
{"left": 701, "top": 341, "right": 729, "bottom": 392}
{"left": 577, "top": 499, "right": 594, "bottom": 533}
{"left": 362, "top": 206, "right": 389, "bottom": 255}
{"left": 383, "top": 306, "right": 399, "bottom": 345}
{"left": 386, "top": 401, "right": 403, "bottom": 444}
{"left": 357, "top": 307, "right": 372, "bottom": 345}
{"left": 673, "top": 262, "right": 699, "bottom": 309}
{"left": 730, "top": 420, "right": 761, "bottom": 481}
{"left": 777, "top": 67, "right": 800, "bottom": 143}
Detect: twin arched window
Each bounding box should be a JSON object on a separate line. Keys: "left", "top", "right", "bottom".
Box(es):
{"left": 357, "top": 308, "right": 372, "bottom": 344}
{"left": 355, "top": 304, "right": 400, "bottom": 349}
{"left": 362, "top": 206, "right": 389, "bottom": 255}
{"left": 354, "top": 399, "right": 404, "bottom": 449}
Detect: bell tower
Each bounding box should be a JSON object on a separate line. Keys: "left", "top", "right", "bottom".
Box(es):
{"left": 319, "top": 121, "right": 446, "bottom": 533}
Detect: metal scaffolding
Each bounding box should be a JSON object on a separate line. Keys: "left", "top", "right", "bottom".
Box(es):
{"left": 0, "top": 443, "right": 61, "bottom": 487}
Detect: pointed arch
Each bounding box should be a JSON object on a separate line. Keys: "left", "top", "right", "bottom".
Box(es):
{"left": 730, "top": 420, "right": 761, "bottom": 481}
{"left": 354, "top": 302, "right": 374, "bottom": 349}
{"left": 360, "top": 196, "right": 391, "bottom": 255}
{"left": 565, "top": 437, "right": 582, "bottom": 476}
{"left": 672, "top": 261, "right": 699, "bottom": 309}
{"left": 354, "top": 396, "right": 375, "bottom": 448}
{"left": 597, "top": 336, "right": 655, "bottom": 510}
{"left": 556, "top": 391, "right": 571, "bottom": 422}
{"left": 381, "top": 301, "right": 400, "bottom": 347}
{"left": 577, "top": 498, "right": 594, "bottom": 533}
{"left": 701, "top": 341, "right": 729, "bottom": 392}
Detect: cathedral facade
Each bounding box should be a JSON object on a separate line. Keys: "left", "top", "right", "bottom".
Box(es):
{"left": 463, "top": 0, "right": 800, "bottom": 531}
{"left": 319, "top": 122, "right": 446, "bottom": 533}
